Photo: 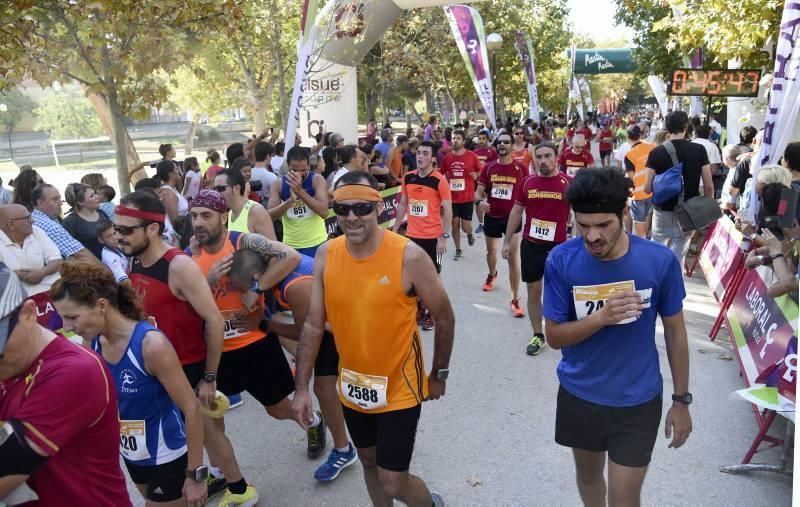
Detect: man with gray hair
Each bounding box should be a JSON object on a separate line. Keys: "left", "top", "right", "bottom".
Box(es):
{"left": 557, "top": 134, "right": 595, "bottom": 176}
{"left": 0, "top": 204, "right": 62, "bottom": 296}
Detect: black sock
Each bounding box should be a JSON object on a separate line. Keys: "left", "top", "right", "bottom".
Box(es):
{"left": 228, "top": 478, "right": 247, "bottom": 495}
{"left": 535, "top": 332, "right": 544, "bottom": 338}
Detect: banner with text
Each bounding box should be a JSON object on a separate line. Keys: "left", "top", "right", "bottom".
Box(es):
{"left": 647, "top": 75, "right": 669, "bottom": 116}
{"left": 698, "top": 217, "right": 746, "bottom": 302}
{"left": 443, "top": 5, "right": 496, "bottom": 129}
{"left": 726, "top": 265, "right": 798, "bottom": 405}
{"left": 514, "top": 32, "right": 540, "bottom": 121}
{"left": 750, "top": 0, "right": 800, "bottom": 218}
{"left": 285, "top": 0, "right": 322, "bottom": 144}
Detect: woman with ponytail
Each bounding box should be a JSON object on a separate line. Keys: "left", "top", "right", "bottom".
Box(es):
{"left": 51, "top": 262, "right": 207, "bottom": 506}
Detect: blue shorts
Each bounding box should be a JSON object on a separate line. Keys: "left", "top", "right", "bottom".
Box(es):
{"left": 295, "top": 243, "right": 323, "bottom": 258}
{"left": 630, "top": 198, "right": 653, "bottom": 223}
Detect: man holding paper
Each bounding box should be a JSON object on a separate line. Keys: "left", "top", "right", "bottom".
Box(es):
{"left": 542, "top": 168, "right": 692, "bottom": 506}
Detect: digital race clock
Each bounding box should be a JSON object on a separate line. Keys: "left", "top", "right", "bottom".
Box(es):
{"left": 668, "top": 69, "right": 762, "bottom": 97}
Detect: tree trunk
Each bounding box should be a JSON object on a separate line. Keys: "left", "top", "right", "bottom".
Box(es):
{"left": 233, "top": 47, "right": 267, "bottom": 133}
{"left": 424, "top": 89, "right": 435, "bottom": 114}
{"left": 406, "top": 99, "right": 424, "bottom": 125}
{"left": 6, "top": 128, "right": 13, "bottom": 161}
{"left": 84, "top": 88, "right": 140, "bottom": 192}
{"left": 107, "top": 89, "right": 131, "bottom": 195}
{"left": 365, "top": 89, "right": 378, "bottom": 123}
{"left": 185, "top": 114, "right": 200, "bottom": 155}
{"left": 269, "top": 0, "right": 288, "bottom": 126}
{"left": 441, "top": 72, "right": 458, "bottom": 125}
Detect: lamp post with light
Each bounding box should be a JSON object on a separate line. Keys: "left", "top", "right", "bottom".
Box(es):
{"left": 487, "top": 33, "right": 503, "bottom": 128}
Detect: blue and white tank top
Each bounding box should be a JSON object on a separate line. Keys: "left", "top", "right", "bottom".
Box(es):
{"left": 93, "top": 321, "right": 187, "bottom": 466}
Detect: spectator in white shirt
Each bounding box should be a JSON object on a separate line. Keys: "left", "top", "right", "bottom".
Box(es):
{"left": 693, "top": 124, "right": 723, "bottom": 197}
{"left": 97, "top": 221, "right": 130, "bottom": 287}
{"left": 0, "top": 204, "right": 63, "bottom": 296}
{"left": 252, "top": 142, "right": 278, "bottom": 203}
{"left": 270, "top": 142, "right": 285, "bottom": 172}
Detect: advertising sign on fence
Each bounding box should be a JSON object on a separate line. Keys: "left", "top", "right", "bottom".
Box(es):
{"left": 699, "top": 217, "right": 746, "bottom": 301}
{"left": 726, "top": 265, "right": 798, "bottom": 404}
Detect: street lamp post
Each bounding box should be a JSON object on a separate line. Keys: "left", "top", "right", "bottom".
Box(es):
{"left": 487, "top": 33, "right": 503, "bottom": 128}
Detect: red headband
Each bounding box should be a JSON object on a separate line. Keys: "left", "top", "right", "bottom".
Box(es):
{"left": 115, "top": 206, "right": 165, "bottom": 223}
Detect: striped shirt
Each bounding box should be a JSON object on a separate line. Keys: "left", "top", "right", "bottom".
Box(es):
{"left": 32, "top": 209, "right": 84, "bottom": 258}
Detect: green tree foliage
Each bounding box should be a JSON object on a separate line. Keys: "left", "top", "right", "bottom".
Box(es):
{"left": 614, "top": 0, "right": 683, "bottom": 79}
{"left": 652, "top": 0, "right": 782, "bottom": 69}
{"left": 34, "top": 87, "right": 103, "bottom": 140}
{"left": 1, "top": 0, "right": 234, "bottom": 192}
{"left": 0, "top": 88, "right": 36, "bottom": 135}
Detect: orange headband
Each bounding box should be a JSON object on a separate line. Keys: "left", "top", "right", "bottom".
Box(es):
{"left": 333, "top": 184, "right": 382, "bottom": 202}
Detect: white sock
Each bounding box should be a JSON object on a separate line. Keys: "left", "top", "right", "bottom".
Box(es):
{"left": 309, "top": 411, "right": 321, "bottom": 427}
{"left": 208, "top": 466, "right": 224, "bottom": 479}
{"left": 335, "top": 444, "right": 350, "bottom": 453}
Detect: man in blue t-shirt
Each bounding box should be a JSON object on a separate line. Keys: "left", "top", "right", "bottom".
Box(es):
{"left": 543, "top": 168, "right": 692, "bottom": 506}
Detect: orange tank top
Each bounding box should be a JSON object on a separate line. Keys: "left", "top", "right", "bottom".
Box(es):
{"left": 626, "top": 142, "right": 655, "bottom": 200}
{"left": 193, "top": 233, "right": 265, "bottom": 352}
{"left": 324, "top": 231, "right": 427, "bottom": 413}
{"left": 512, "top": 145, "right": 532, "bottom": 172}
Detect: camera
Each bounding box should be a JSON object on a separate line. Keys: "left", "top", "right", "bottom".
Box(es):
{"left": 249, "top": 180, "right": 263, "bottom": 192}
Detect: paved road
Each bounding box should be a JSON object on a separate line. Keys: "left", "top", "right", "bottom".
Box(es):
{"left": 121, "top": 234, "right": 792, "bottom": 506}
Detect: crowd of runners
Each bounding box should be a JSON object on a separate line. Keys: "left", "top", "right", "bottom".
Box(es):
{"left": 4, "top": 104, "right": 800, "bottom": 506}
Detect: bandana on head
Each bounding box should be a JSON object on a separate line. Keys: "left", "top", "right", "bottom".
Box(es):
{"left": 190, "top": 190, "right": 228, "bottom": 214}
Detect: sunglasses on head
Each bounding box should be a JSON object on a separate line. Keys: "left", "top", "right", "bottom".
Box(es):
{"left": 332, "top": 202, "right": 377, "bottom": 217}
{"left": 113, "top": 223, "right": 148, "bottom": 236}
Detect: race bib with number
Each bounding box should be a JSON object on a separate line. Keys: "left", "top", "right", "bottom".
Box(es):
{"left": 222, "top": 310, "right": 251, "bottom": 340}
{"left": 340, "top": 368, "right": 388, "bottom": 410}
{"left": 529, "top": 218, "right": 557, "bottom": 242}
{"left": 573, "top": 280, "right": 636, "bottom": 324}
{"left": 119, "top": 420, "right": 149, "bottom": 461}
{"left": 449, "top": 178, "right": 465, "bottom": 192}
{"left": 491, "top": 183, "right": 513, "bottom": 200}
{"left": 409, "top": 199, "right": 429, "bottom": 217}
{"left": 287, "top": 201, "right": 309, "bottom": 220}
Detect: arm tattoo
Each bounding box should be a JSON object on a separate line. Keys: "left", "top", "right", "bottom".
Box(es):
{"left": 240, "top": 233, "right": 287, "bottom": 262}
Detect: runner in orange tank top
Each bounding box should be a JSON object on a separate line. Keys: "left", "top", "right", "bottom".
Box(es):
{"left": 291, "top": 171, "right": 455, "bottom": 507}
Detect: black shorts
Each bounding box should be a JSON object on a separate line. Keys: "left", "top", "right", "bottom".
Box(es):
{"left": 451, "top": 201, "right": 474, "bottom": 221}
{"left": 216, "top": 333, "right": 295, "bottom": 407}
{"left": 408, "top": 236, "right": 441, "bottom": 273}
{"left": 182, "top": 361, "right": 205, "bottom": 389}
{"left": 315, "top": 331, "right": 340, "bottom": 377}
{"left": 125, "top": 453, "right": 187, "bottom": 502}
{"left": 484, "top": 214, "right": 521, "bottom": 238}
{"left": 521, "top": 239, "right": 560, "bottom": 283}
{"left": 342, "top": 404, "right": 421, "bottom": 472}
{"left": 555, "top": 385, "right": 662, "bottom": 467}
{"left": 600, "top": 150, "right": 613, "bottom": 159}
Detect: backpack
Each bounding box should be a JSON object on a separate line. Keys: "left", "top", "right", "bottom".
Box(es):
{"left": 651, "top": 141, "right": 684, "bottom": 205}
{"left": 656, "top": 141, "right": 722, "bottom": 232}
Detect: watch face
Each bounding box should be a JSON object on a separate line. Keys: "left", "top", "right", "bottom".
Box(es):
{"left": 204, "top": 373, "right": 216, "bottom": 383}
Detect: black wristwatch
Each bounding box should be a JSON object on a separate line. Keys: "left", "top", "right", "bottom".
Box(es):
{"left": 185, "top": 465, "right": 209, "bottom": 482}
{"left": 203, "top": 372, "right": 217, "bottom": 384}
{"left": 672, "top": 392, "right": 693, "bottom": 405}
{"left": 440, "top": 233, "right": 450, "bottom": 239}
{"left": 435, "top": 368, "right": 449, "bottom": 380}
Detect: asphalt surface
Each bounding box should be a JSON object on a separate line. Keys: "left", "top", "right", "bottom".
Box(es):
{"left": 118, "top": 234, "right": 793, "bottom": 506}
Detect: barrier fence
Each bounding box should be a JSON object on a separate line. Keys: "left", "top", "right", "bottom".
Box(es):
{"left": 697, "top": 215, "right": 797, "bottom": 471}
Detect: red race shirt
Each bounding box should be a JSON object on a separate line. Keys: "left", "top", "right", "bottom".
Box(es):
{"left": 598, "top": 128, "right": 614, "bottom": 151}
{"left": 442, "top": 150, "right": 481, "bottom": 204}
{"left": 558, "top": 149, "right": 595, "bottom": 177}
{"left": 515, "top": 173, "right": 572, "bottom": 244}
{"left": 473, "top": 147, "right": 498, "bottom": 168}
{"left": 0, "top": 337, "right": 130, "bottom": 506}
{"left": 478, "top": 160, "right": 526, "bottom": 218}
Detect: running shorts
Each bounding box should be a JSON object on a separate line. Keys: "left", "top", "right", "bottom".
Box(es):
{"left": 555, "top": 385, "right": 662, "bottom": 467}
{"left": 483, "top": 214, "right": 521, "bottom": 239}
{"left": 182, "top": 361, "right": 205, "bottom": 389}
{"left": 216, "top": 333, "right": 295, "bottom": 407}
{"left": 125, "top": 453, "right": 187, "bottom": 502}
{"left": 342, "top": 404, "right": 422, "bottom": 472}
{"left": 408, "top": 236, "right": 441, "bottom": 273}
{"left": 521, "top": 239, "right": 560, "bottom": 283}
{"left": 451, "top": 201, "right": 474, "bottom": 221}
{"left": 315, "top": 331, "right": 340, "bottom": 378}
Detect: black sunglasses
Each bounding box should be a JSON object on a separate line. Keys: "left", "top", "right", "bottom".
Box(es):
{"left": 113, "top": 224, "right": 148, "bottom": 236}
{"left": 333, "top": 202, "right": 377, "bottom": 217}
{"left": 497, "top": 140, "right": 512, "bottom": 145}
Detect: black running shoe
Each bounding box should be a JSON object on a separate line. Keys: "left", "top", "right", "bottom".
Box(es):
{"left": 207, "top": 475, "right": 228, "bottom": 499}
{"left": 307, "top": 410, "right": 327, "bottom": 459}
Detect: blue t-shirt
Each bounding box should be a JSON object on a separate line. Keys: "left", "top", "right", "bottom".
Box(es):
{"left": 543, "top": 234, "right": 685, "bottom": 407}
{"left": 374, "top": 142, "right": 392, "bottom": 167}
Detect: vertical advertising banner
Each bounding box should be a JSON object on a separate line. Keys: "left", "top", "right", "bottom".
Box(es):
{"left": 647, "top": 75, "right": 669, "bottom": 116}
{"left": 750, "top": 0, "right": 800, "bottom": 218}
{"left": 514, "top": 32, "right": 541, "bottom": 120}
{"left": 285, "top": 0, "right": 322, "bottom": 145}
{"left": 299, "top": 61, "right": 359, "bottom": 145}
{"left": 579, "top": 78, "right": 593, "bottom": 113}
{"left": 443, "top": 4, "right": 496, "bottom": 129}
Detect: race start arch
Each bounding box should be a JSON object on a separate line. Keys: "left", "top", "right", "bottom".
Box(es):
{"left": 291, "top": 0, "right": 483, "bottom": 145}
{"left": 565, "top": 48, "right": 638, "bottom": 74}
